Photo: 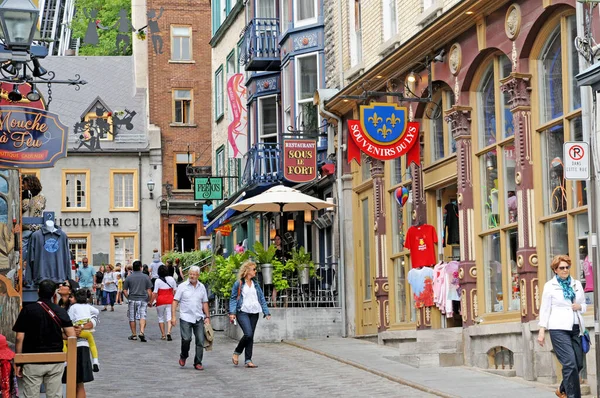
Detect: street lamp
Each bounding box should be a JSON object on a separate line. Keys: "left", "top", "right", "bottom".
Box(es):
{"left": 147, "top": 180, "right": 155, "bottom": 199}
{"left": 0, "top": 0, "right": 38, "bottom": 52}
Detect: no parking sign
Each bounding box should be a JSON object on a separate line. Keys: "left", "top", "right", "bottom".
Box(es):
{"left": 564, "top": 142, "right": 590, "bottom": 180}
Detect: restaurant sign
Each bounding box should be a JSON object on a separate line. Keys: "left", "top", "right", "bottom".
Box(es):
{"left": 347, "top": 103, "right": 420, "bottom": 166}
{"left": 283, "top": 139, "right": 317, "bottom": 183}
{"left": 194, "top": 177, "right": 223, "bottom": 201}
{"left": 0, "top": 106, "right": 68, "bottom": 168}
{"left": 215, "top": 224, "right": 232, "bottom": 236}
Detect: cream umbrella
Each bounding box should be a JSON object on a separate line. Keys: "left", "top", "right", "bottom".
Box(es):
{"left": 227, "top": 185, "right": 334, "bottom": 213}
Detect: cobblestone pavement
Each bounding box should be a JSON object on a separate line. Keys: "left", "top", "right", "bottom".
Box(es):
{"left": 87, "top": 304, "right": 435, "bottom": 398}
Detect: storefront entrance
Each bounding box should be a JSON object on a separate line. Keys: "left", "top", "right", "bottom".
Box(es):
{"left": 356, "top": 192, "right": 377, "bottom": 335}
{"left": 173, "top": 224, "right": 197, "bottom": 252}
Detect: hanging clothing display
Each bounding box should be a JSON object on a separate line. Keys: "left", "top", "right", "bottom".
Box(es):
{"left": 25, "top": 226, "right": 71, "bottom": 286}
{"left": 583, "top": 256, "right": 594, "bottom": 293}
{"left": 432, "top": 261, "right": 461, "bottom": 318}
{"left": 443, "top": 201, "right": 460, "bottom": 246}
{"left": 404, "top": 224, "right": 438, "bottom": 268}
{"left": 407, "top": 267, "right": 434, "bottom": 309}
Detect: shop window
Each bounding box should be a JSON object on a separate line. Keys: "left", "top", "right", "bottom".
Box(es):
{"left": 173, "top": 89, "right": 193, "bottom": 125}
{"left": 571, "top": 117, "right": 587, "bottom": 208}
{"left": 483, "top": 232, "right": 503, "bottom": 313}
{"left": 546, "top": 217, "right": 568, "bottom": 272}
{"left": 63, "top": 170, "right": 90, "bottom": 212}
{"left": 481, "top": 153, "right": 499, "bottom": 230}
{"left": 507, "top": 229, "right": 519, "bottom": 311}
{"left": 568, "top": 17, "right": 581, "bottom": 110}
{"left": 542, "top": 125, "right": 566, "bottom": 215}
{"left": 68, "top": 235, "right": 90, "bottom": 266}
{"left": 111, "top": 233, "right": 137, "bottom": 267}
{"left": 391, "top": 158, "right": 402, "bottom": 186}
{"left": 175, "top": 153, "right": 193, "bottom": 190}
{"left": 503, "top": 146, "right": 517, "bottom": 224}
{"left": 577, "top": 214, "right": 593, "bottom": 306}
{"left": 171, "top": 25, "right": 192, "bottom": 61}
{"left": 540, "top": 27, "right": 564, "bottom": 123}
{"left": 391, "top": 191, "right": 405, "bottom": 253}
{"left": 394, "top": 257, "right": 407, "bottom": 323}
{"left": 110, "top": 170, "right": 138, "bottom": 211}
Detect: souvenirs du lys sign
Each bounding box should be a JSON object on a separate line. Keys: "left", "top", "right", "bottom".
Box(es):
{"left": 0, "top": 106, "right": 68, "bottom": 168}
{"left": 347, "top": 103, "right": 420, "bottom": 166}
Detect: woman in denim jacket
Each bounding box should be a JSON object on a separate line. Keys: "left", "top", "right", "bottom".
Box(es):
{"left": 229, "top": 260, "right": 271, "bottom": 368}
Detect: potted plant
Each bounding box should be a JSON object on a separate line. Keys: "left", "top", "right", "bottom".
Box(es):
{"left": 249, "top": 241, "right": 277, "bottom": 285}
{"left": 289, "top": 246, "right": 315, "bottom": 285}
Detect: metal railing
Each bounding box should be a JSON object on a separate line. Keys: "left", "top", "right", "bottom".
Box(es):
{"left": 241, "top": 18, "right": 280, "bottom": 65}
{"left": 241, "top": 142, "right": 282, "bottom": 186}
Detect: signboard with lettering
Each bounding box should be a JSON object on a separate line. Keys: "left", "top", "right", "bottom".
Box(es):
{"left": 194, "top": 177, "right": 223, "bottom": 201}
{"left": 283, "top": 139, "right": 317, "bottom": 183}
{"left": 215, "top": 224, "right": 232, "bottom": 236}
{"left": 347, "top": 102, "right": 420, "bottom": 165}
{"left": 0, "top": 106, "right": 68, "bottom": 168}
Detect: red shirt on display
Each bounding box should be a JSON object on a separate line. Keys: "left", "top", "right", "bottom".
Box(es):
{"left": 405, "top": 224, "right": 438, "bottom": 268}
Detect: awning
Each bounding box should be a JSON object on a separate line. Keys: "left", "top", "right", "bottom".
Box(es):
{"left": 205, "top": 191, "right": 247, "bottom": 235}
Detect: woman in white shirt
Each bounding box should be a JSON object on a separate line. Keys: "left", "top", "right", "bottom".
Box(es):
{"left": 537, "top": 255, "right": 586, "bottom": 398}
{"left": 152, "top": 265, "right": 177, "bottom": 341}
{"left": 229, "top": 260, "right": 271, "bottom": 368}
{"left": 101, "top": 264, "right": 118, "bottom": 312}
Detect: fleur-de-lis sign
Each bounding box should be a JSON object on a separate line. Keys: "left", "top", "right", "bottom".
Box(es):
{"left": 368, "top": 112, "right": 382, "bottom": 127}
{"left": 386, "top": 113, "right": 401, "bottom": 128}
{"left": 377, "top": 124, "right": 392, "bottom": 139}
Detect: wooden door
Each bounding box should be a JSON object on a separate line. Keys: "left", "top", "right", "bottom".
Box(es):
{"left": 357, "top": 193, "right": 377, "bottom": 335}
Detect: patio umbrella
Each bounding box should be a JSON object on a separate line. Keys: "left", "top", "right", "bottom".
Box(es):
{"left": 227, "top": 185, "right": 334, "bottom": 213}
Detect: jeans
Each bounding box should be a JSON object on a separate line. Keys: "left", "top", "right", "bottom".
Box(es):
{"left": 180, "top": 320, "right": 205, "bottom": 365}
{"left": 234, "top": 312, "right": 259, "bottom": 363}
{"left": 550, "top": 325, "right": 584, "bottom": 398}
{"left": 103, "top": 291, "right": 116, "bottom": 307}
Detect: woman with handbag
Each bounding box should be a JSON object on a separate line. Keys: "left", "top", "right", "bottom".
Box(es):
{"left": 229, "top": 260, "right": 271, "bottom": 368}
{"left": 538, "top": 254, "right": 587, "bottom": 398}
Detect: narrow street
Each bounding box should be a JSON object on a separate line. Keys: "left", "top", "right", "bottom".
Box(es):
{"left": 87, "top": 304, "right": 434, "bottom": 398}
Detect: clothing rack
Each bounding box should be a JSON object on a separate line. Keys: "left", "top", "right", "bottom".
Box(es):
{"left": 22, "top": 211, "right": 56, "bottom": 303}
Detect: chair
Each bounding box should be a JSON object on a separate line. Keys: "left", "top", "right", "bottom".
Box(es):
{"left": 316, "top": 266, "right": 335, "bottom": 306}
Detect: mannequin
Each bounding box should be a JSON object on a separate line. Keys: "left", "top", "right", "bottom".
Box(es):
{"left": 45, "top": 219, "right": 56, "bottom": 233}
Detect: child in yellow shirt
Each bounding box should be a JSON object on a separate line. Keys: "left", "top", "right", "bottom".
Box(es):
{"left": 116, "top": 273, "right": 124, "bottom": 304}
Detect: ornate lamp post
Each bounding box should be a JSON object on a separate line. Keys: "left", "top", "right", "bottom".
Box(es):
{"left": 0, "top": 0, "right": 38, "bottom": 53}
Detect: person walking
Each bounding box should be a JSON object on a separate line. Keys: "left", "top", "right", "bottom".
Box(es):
{"left": 12, "top": 280, "right": 75, "bottom": 398}
{"left": 94, "top": 265, "right": 105, "bottom": 306}
{"left": 171, "top": 265, "right": 210, "bottom": 370}
{"left": 101, "top": 264, "right": 118, "bottom": 312}
{"left": 538, "top": 254, "right": 587, "bottom": 398}
{"left": 149, "top": 249, "right": 164, "bottom": 288}
{"left": 116, "top": 273, "right": 124, "bottom": 305}
{"left": 152, "top": 265, "right": 177, "bottom": 341}
{"left": 75, "top": 257, "right": 94, "bottom": 301}
{"left": 123, "top": 260, "right": 153, "bottom": 342}
{"left": 229, "top": 260, "right": 271, "bottom": 368}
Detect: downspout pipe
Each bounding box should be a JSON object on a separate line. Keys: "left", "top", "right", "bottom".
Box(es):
{"left": 139, "top": 152, "right": 143, "bottom": 263}
{"left": 315, "top": 89, "right": 346, "bottom": 337}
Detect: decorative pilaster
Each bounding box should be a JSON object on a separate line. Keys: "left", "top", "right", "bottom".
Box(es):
{"left": 370, "top": 158, "right": 390, "bottom": 331}
{"left": 444, "top": 106, "right": 477, "bottom": 327}
{"left": 500, "top": 73, "right": 539, "bottom": 322}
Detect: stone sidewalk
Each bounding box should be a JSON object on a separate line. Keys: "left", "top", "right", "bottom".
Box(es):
{"left": 285, "top": 337, "right": 559, "bottom": 398}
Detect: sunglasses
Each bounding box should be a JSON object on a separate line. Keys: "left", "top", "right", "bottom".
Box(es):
{"left": 557, "top": 266, "right": 571, "bottom": 271}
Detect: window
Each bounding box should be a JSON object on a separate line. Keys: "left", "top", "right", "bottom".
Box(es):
{"left": 474, "top": 53, "right": 518, "bottom": 314}
{"left": 111, "top": 233, "right": 137, "bottom": 267}
{"left": 173, "top": 89, "right": 193, "bottom": 124}
{"left": 68, "top": 234, "right": 90, "bottom": 266}
{"left": 296, "top": 54, "right": 319, "bottom": 133}
{"left": 171, "top": 26, "right": 191, "bottom": 61}
{"left": 110, "top": 170, "right": 138, "bottom": 211}
{"left": 382, "top": 0, "right": 397, "bottom": 41}
{"left": 295, "top": 0, "right": 317, "bottom": 26}
{"left": 226, "top": 50, "right": 236, "bottom": 75}
{"left": 349, "top": 0, "right": 362, "bottom": 67}
{"left": 62, "top": 170, "right": 90, "bottom": 212}
{"left": 536, "top": 13, "right": 583, "bottom": 278}
{"left": 282, "top": 62, "right": 291, "bottom": 132}
{"left": 428, "top": 89, "right": 455, "bottom": 163}
{"left": 423, "top": 0, "right": 434, "bottom": 10}
{"left": 175, "top": 153, "right": 193, "bottom": 190}
{"left": 216, "top": 147, "right": 225, "bottom": 176}
{"left": 281, "top": 0, "right": 290, "bottom": 33}
{"left": 215, "top": 66, "right": 224, "bottom": 120}
{"left": 212, "top": 0, "right": 222, "bottom": 35}
{"left": 258, "top": 96, "right": 278, "bottom": 144}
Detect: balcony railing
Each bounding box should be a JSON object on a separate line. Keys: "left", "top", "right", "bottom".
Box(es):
{"left": 241, "top": 18, "right": 281, "bottom": 71}
{"left": 241, "top": 142, "right": 282, "bottom": 187}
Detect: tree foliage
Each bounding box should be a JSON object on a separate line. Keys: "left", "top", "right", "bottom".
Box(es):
{"left": 71, "top": 0, "right": 134, "bottom": 56}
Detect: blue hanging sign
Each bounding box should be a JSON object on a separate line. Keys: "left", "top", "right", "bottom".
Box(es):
{"left": 0, "top": 106, "right": 68, "bottom": 169}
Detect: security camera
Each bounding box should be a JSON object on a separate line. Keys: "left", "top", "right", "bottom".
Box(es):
{"left": 434, "top": 49, "right": 446, "bottom": 63}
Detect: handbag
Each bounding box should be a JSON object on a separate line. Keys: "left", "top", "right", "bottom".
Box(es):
{"left": 582, "top": 330, "right": 591, "bottom": 354}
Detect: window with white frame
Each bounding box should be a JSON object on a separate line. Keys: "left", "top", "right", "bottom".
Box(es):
{"left": 63, "top": 170, "right": 89, "bottom": 211}
{"left": 216, "top": 147, "right": 225, "bottom": 176}
{"left": 173, "top": 89, "right": 193, "bottom": 124}
{"left": 281, "top": 0, "right": 290, "bottom": 32}
{"left": 282, "top": 62, "right": 291, "bottom": 131}
{"left": 423, "top": 0, "right": 434, "bottom": 10}
{"left": 295, "top": 0, "right": 317, "bottom": 26}
{"left": 112, "top": 234, "right": 136, "bottom": 267}
{"left": 215, "top": 67, "right": 224, "bottom": 119}
{"left": 110, "top": 170, "right": 137, "bottom": 210}
{"left": 349, "top": 0, "right": 362, "bottom": 67}
{"left": 171, "top": 26, "right": 192, "bottom": 61}
{"left": 296, "top": 54, "right": 319, "bottom": 134}
{"left": 259, "top": 96, "right": 278, "bottom": 144}
{"left": 382, "top": 0, "right": 397, "bottom": 41}
{"left": 226, "top": 51, "right": 236, "bottom": 75}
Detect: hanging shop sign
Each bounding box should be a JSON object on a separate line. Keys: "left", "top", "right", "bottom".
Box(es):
{"left": 194, "top": 177, "right": 223, "bottom": 201}
{"left": 347, "top": 102, "right": 420, "bottom": 165}
{"left": 283, "top": 139, "right": 317, "bottom": 183}
{"left": 215, "top": 224, "right": 232, "bottom": 236}
{"left": 564, "top": 141, "right": 590, "bottom": 180}
{"left": 0, "top": 107, "right": 68, "bottom": 168}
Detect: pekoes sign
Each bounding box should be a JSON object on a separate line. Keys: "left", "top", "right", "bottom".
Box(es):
{"left": 194, "top": 177, "right": 223, "bottom": 201}
{"left": 283, "top": 139, "right": 317, "bottom": 183}
{"left": 0, "top": 106, "right": 68, "bottom": 168}
{"left": 347, "top": 102, "right": 420, "bottom": 166}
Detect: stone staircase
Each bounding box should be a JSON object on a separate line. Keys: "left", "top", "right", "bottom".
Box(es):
{"left": 379, "top": 327, "right": 464, "bottom": 368}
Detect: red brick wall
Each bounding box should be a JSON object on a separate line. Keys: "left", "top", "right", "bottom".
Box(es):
{"left": 147, "top": 0, "right": 212, "bottom": 201}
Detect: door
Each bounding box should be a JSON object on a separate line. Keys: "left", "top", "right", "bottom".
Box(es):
{"left": 357, "top": 193, "right": 377, "bottom": 335}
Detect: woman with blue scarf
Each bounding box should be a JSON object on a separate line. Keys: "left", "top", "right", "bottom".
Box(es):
{"left": 538, "top": 255, "right": 586, "bottom": 398}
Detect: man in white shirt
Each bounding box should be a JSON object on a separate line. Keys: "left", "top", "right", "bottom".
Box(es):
{"left": 171, "top": 265, "right": 210, "bottom": 370}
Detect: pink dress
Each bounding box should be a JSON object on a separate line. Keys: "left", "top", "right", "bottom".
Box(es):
{"left": 584, "top": 256, "right": 594, "bottom": 293}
